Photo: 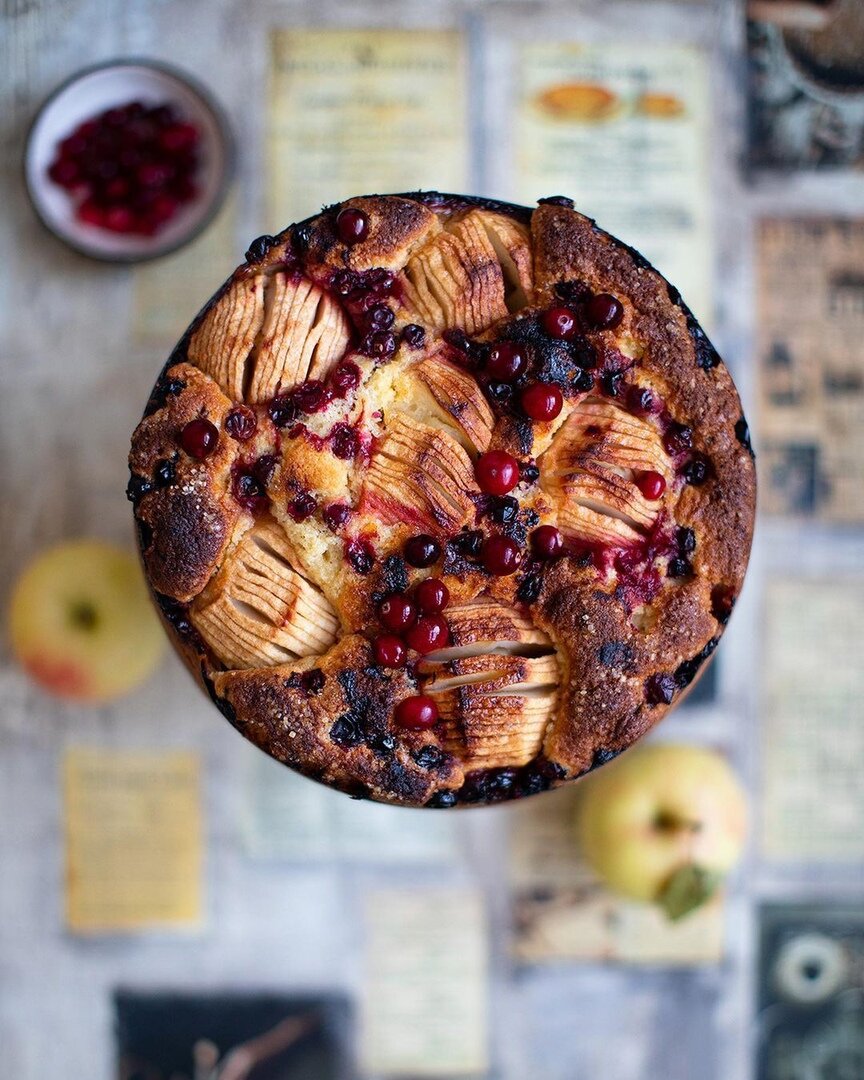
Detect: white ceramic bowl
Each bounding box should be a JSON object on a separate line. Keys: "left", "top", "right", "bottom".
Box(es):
{"left": 25, "top": 59, "right": 234, "bottom": 262}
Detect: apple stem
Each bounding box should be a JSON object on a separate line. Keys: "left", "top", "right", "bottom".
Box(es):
{"left": 654, "top": 810, "right": 703, "bottom": 834}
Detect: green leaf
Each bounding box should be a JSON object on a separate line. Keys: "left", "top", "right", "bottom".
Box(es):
{"left": 656, "top": 864, "right": 722, "bottom": 922}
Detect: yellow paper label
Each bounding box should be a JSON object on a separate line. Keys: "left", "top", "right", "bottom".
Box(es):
{"left": 64, "top": 748, "right": 203, "bottom": 933}
{"left": 267, "top": 29, "right": 469, "bottom": 229}
{"left": 516, "top": 42, "right": 713, "bottom": 326}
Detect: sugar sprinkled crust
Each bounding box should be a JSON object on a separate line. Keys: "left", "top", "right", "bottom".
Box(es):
{"left": 129, "top": 192, "right": 755, "bottom": 807}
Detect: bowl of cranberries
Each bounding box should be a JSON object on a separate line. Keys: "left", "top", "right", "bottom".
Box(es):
{"left": 25, "top": 59, "right": 233, "bottom": 262}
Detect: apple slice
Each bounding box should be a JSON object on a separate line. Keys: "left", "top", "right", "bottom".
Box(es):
{"left": 401, "top": 212, "right": 510, "bottom": 334}
{"left": 472, "top": 210, "right": 534, "bottom": 310}
{"left": 187, "top": 275, "right": 266, "bottom": 400}
{"left": 362, "top": 413, "right": 477, "bottom": 534}
{"left": 419, "top": 600, "right": 559, "bottom": 768}
{"left": 190, "top": 520, "right": 338, "bottom": 669}
{"left": 8, "top": 540, "right": 164, "bottom": 702}
{"left": 540, "top": 397, "right": 671, "bottom": 544}
{"left": 412, "top": 353, "right": 494, "bottom": 454}
{"left": 246, "top": 273, "right": 350, "bottom": 402}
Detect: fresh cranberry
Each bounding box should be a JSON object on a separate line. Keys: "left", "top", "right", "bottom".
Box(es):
{"left": 330, "top": 361, "right": 361, "bottom": 397}
{"left": 346, "top": 539, "right": 375, "bottom": 574}
{"left": 331, "top": 424, "right": 359, "bottom": 459}
{"left": 406, "top": 615, "right": 450, "bottom": 654}
{"left": 404, "top": 534, "right": 441, "bottom": 568}
{"left": 475, "top": 451, "right": 520, "bottom": 496}
{"left": 287, "top": 492, "right": 317, "bottom": 522}
{"left": 415, "top": 578, "right": 449, "bottom": 614}
{"left": 636, "top": 471, "right": 666, "bottom": 500}
{"left": 137, "top": 161, "right": 173, "bottom": 188}
{"left": 531, "top": 525, "right": 563, "bottom": 560}
{"left": 104, "top": 177, "right": 130, "bottom": 200}
{"left": 225, "top": 406, "right": 257, "bottom": 441}
{"left": 402, "top": 324, "right": 426, "bottom": 349}
{"left": 521, "top": 383, "right": 563, "bottom": 421}
{"left": 159, "top": 122, "right": 198, "bottom": 152}
{"left": 149, "top": 194, "right": 178, "bottom": 223}
{"left": 486, "top": 341, "right": 527, "bottom": 382}
{"left": 48, "top": 158, "right": 80, "bottom": 188}
{"left": 378, "top": 593, "right": 417, "bottom": 632}
{"left": 663, "top": 422, "right": 693, "bottom": 456}
{"left": 481, "top": 535, "right": 524, "bottom": 576}
{"left": 394, "top": 695, "right": 439, "bottom": 731}
{"left": 323, "top": 503, "right": 352, "bottom": 532}
{"left": 294, "top": 380, "right": 331, "bottom": 414}
{"left": 76, "top": 199, "right": 105, "bottom": 227}
{"left": 180, "top": 418, "right": 218, "bottom": 459}
{"left": 268, "top": 393, "right": 298, "bottom": 428}
{"left": 542, "top": 306, "right": 579, "bottom": 339}
{"left": 585, "top": 293, "right": 624, "bottom": 329}
{"left": 373, "top": 635, "right": 407, "bottom": 668}
{"left": 336, "top": 206, "right": 369, "bottom": 244}
{"left": 104, "top": 205, "right": 135, "bottom": 232}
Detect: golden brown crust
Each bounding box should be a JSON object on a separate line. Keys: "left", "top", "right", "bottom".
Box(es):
{"left": 129, "top": 192, "right": 755, "bottom": 807}
{"left": 129, "top": 363, "right": 244, "bottom": 601}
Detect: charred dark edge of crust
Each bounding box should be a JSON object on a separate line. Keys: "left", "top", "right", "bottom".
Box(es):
{"left": 131, "top": 192, "right": 756, "bottom": 807}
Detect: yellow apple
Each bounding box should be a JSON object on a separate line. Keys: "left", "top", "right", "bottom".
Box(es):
{"left": 576, "top": 743, "right": 747, "bottom": 918}
{"left": 8, "top": 539, "right": 164, "bottom": 703}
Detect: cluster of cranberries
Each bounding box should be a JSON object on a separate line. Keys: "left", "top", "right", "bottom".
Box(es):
{"left": 374, "top": 575, "right": 451, "bottom": 665}
{"left": 47, "top": 100, "right": 201, "bottom": 235}
{"left": 470, "top": 451, "right": 563, "bottom": 574}
{"left": 372, "top": 533, "right": 455, "bottom": 731}
{"left": 267, "top": 360, "right": 363, "bottom": 430}
{"left": 552, "top": 281, "right": 625, "bottom": 332}
{"left": 478, "top": 339, "right": 564, "bottom": 422}
{"left": 449, "top": 288, "right": 626, "bottom": 425}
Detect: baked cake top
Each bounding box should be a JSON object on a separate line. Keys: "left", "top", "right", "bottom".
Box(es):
{"left": 128, "top": 192, "right": 756, "bottom": 808}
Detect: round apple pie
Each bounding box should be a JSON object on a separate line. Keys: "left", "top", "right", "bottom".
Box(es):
{"left": 128, "top": 192, "right": 756, "bottom": 807}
